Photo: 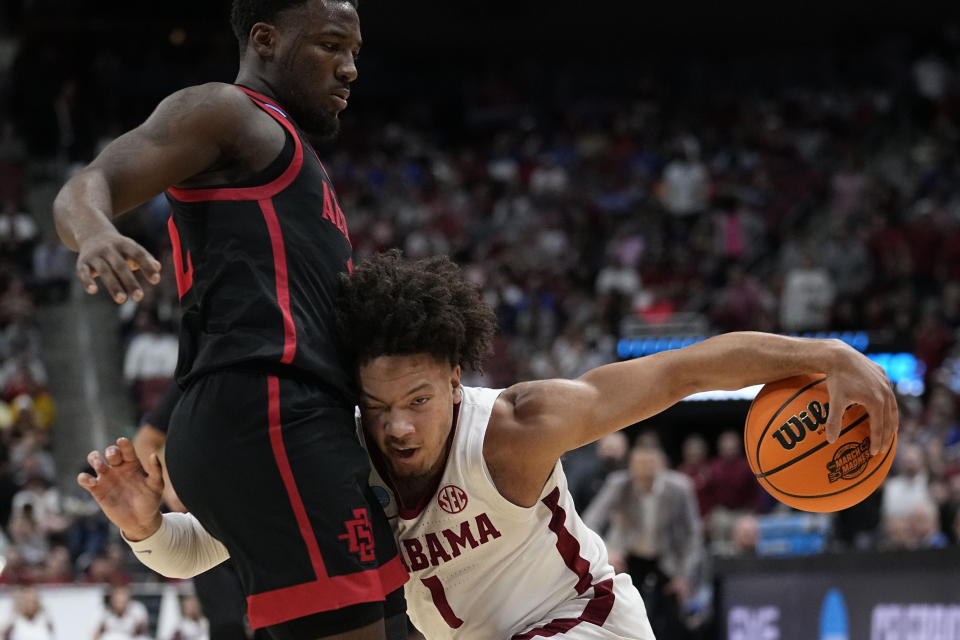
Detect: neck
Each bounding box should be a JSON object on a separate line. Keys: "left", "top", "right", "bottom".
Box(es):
{"left": 234, "top": 69, "right": 280, "bottom": 102}
{"left": 393, "top": 474, "right": 440, "bottom": 510}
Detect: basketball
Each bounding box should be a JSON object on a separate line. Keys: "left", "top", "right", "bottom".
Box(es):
{"left": 744, "top": 373, "right": 897, "bottom": 513}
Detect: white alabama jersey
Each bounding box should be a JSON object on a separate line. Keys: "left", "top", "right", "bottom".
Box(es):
{"left": 366, "top": 386, "right": 654, "bottom": 640}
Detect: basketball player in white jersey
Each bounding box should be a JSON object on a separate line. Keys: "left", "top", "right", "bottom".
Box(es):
{"left": 78, "top": 251, "right": 898, "bottom": 639}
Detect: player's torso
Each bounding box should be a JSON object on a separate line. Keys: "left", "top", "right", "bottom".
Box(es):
{"left": 370, "top": 386, "right": 630, "bottom": 639}
{"left": 165, "top": 86, "right": 354, "bottom": 398}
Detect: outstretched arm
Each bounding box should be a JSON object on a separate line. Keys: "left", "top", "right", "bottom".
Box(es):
{"left": 124, "top": 512, "right": 230, "bottom": 579}
{"left": 78, "top": 437, "right": 164, "bottom": 541}
{"left": 78, "top": 437, "right": 230, "bottom": 577}
{"left": 53, "top": 83, "right": 249, "bottom": 303}
{"left": 491, "top": 333, "right": 897, "bottom": 477}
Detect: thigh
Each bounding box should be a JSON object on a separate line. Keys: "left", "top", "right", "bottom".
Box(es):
{"left": 166, "top": 371, "right": 407, "bottom": 637}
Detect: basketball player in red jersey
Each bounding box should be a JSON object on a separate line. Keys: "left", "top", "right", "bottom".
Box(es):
{"left": 53, "top": 2, "right": 407, "bottom": 639}
{"left": 78, "top": 252, "right": 899, "bottom": 639}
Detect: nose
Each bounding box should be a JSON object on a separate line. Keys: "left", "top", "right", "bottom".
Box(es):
{"left": 384, "top": 414, "right": 414, "bottom": 438}
{"left": 336, "top": 52, "right": 358, "bottom": 84}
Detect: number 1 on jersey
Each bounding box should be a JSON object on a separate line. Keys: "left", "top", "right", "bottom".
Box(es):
{"left": 421, "top": 576, "right": 463, "bottom": 629}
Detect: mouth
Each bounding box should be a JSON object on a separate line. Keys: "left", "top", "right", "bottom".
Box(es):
{"left": 330, "top": 89, "right": 350, "bottom": 111}
{"left": 389, "top": 445, "right": 419, "bottom": 461}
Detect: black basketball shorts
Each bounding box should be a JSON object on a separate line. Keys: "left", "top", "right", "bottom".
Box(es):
{"left": 165, "top": 369, "right": 408, "bottom": 636}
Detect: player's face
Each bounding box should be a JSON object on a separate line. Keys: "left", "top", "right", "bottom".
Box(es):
{"left": 272, "top": 0, "right": 360, "bottom": 139}
{"left": 358, "top": 354, "right": 462, "bottom": 481}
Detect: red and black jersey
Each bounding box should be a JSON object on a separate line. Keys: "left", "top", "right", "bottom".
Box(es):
{"left": 165, "top": 85, "right": 355, "bottom": 402}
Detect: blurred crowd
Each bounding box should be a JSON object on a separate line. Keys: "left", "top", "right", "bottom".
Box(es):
{"left": 0, "top": 160, "right": 138, "bottom": 590}
{"left": 2, "top": 3, "right": 960, "bottom": 638}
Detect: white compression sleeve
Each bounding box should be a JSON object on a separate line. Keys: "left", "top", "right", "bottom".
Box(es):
{"left": 123, "top": 512, "right": 231, "bottom": 578}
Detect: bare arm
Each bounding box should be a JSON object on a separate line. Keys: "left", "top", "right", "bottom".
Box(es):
{"left": 79, "top": 438, "right": 229, "bottom": 577}
{"left": 486, "top": 332, "right": 897, "bottom": 502}
{"left": 131, "top": 424, "right": 166, "bottom": 463}
{"left": 132, "top": 424, "right": 186, "bottom": 512}
{"left": 53, "top": 83, "right": 250, "bottom": 303}
{"left": 78, "top": 438, "right": 164, "bottom": 542}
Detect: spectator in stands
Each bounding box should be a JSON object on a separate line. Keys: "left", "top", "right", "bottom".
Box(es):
{"left": 0, "top": 199, "right": 37, "bottom": 272}
{"left": 0, "top": 547, "right": 35, "bottom": 585}
{"left": 0, "top": 272, "right": 34, "bottom": 327}
{"left": 730, "top": 514, "right": 760, "bottom": 556}
{"left": 779, "top": 248, "right": 836, "bottom": 333}
{"left": 168, "top": 594, "right": 210, "bottom": 640}
{"left": 9, "top": 472, "right": 68, "bottom": 549}
{"left": 10, "top": 427, "right": 56, "bottom": 485}
{"left": 41, "top": 544, "right": 73, "bottom": 584}
{"left": 882, "top": 442, "right": 932, "bottom": 520}
{"left": 823, "top": 224, "right": 873, "bottom": 302}
{"left": 85, "top": 552, "right": 129, "bottom": 586}
{"left": 833, "top": 488, "right": 884, "bottom": 551}
{"left": 93, "top": 584, "right": 149, "bottom": 640}
{"left": 121, "top": 309, "right": 177, "bottom": 417}
{"left": 678, "top": 433, "right": 713, "bottom": 518}
{"left": 65, "top": 463, "right": 112, "bottom": 569}
{"left": 565, "top": 431, "right": 629, "bottom": 511}
{"left": 921, "top": 384, "right": 960, "bottom": 450}
{"left": 31, "top": 231, "right": 74, "bottom": 304}
{"left": 0, "top": 585, "right": 54, "bottom": 640}
{"left": 8, "top": 501, "right": 49, "bottom": 567}
{"left": 709, "top": 262, "right": 777, "bottom": 333}
{"left": 880, "top": 514, "right": 913, "bottom": 550}
{"left": 712, "top": 513, "right": 761, "bottom": 557}
{"left": 705, "top": 430, "right": 768, "bottom": 544}
{"left": 908, "top": 500, "right": 949, "bottom": 549}
{"left": 661, "top": 135, "right": 710, "bottom": 240}
{"left": 583, "top": 443, "right": 703, "bottom": 639}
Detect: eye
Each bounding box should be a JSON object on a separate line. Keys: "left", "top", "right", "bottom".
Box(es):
{"left": 320, "top": 42, "right": 340, "bottom": 52}
{"left": 412, "top": 397, "right": 429, "bottom": 406}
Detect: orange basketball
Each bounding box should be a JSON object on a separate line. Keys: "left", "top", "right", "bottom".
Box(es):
{"left": 744, "top": 373, "right": 897, "bottom": 513}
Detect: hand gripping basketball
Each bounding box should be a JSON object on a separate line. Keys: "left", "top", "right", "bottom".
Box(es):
{"left": 744, "top": 374, "right": 898, "bottom": 512}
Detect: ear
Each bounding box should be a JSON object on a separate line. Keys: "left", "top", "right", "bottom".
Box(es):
{"left": 451, "top": 365, "right": 462, "bottom": 404}
{"left": 249, "top": 22, "right": 279, "bottom": 60}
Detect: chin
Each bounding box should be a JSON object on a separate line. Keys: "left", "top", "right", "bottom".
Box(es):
{"left": 301, "top": 112, "right": 340, "bottom": 141}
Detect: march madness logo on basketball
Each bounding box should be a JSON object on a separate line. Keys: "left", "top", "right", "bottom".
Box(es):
{"left": 826, "top": 438, "right": 871, "bottom": 482}
{"left": 438, "top": 485, "right": 468, "bottom": 514}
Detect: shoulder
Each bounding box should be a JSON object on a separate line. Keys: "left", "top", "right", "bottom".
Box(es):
{"left": 144, "top": 83, "right": 260, "bottom": 139}
{"left": 162, "top": 82, "right": 251, "bottom": 111}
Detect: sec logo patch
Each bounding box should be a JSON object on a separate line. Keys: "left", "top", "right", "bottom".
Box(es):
{"left": 437, "top": 484, "right": 468, "bottom": 514}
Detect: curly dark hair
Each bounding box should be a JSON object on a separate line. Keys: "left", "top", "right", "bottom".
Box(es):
{"left": 230, "top": 0, "right": 359, "bottom": 53}
{"left": 336, "top": 250, "right": 496, "bottom": 373}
